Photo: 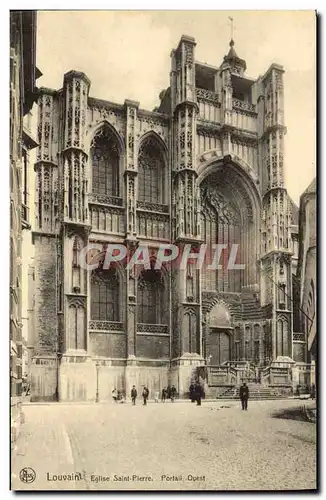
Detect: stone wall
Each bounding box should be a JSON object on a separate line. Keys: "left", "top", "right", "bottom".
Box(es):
{"left": 89, "top": 333, "right": 126, "bottom": 358}
{"left": 124, "top": 363, "right": 169, "bottom": 399}
{"left": 30, "top": 357, "right": 57, "bottom": 401}
{"left": 59, "top": 356, "right": 96, "bottom": 401}
{"left": 11, "top": 397, "right": 22, "bottom": 447}
{"left": 34, "top": 236, "right": 57, "bottom": 354}
{"left": 98, "top": 363, "right": 126, "bottom": 400}
{"left": 293, "top": 342, "right": 306, "bottom": 362}
{"left": 136, "top": 335, "right": 170, "bottom": 359}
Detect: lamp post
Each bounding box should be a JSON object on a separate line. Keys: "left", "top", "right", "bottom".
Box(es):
{"left": 55, "top": 349, "right": 62, "bottom": 402}
{"left": 95, "top": 361, "right": 100, "bottom": 403}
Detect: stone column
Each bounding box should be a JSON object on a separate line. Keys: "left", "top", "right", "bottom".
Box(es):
{"left": 123, "top": 99, "right": 139, "bottom": 362}
{"left": 169, "top": 36, "right": 204, "bottom": 395}
{"left": 259, "top": 66, "right": 292, "bottom": 361}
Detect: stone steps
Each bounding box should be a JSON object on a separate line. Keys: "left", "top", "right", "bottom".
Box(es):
{"left": 217, "top": 384, "right": 291, "bottom": 400}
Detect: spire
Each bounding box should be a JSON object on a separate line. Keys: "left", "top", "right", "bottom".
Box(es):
{"left": 222, "top": 38, "right": 247, "bottom": 75}
{"left": 227, "top": 39, "right": 237, "bottom": 58}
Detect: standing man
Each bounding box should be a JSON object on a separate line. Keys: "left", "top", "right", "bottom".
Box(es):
{"left": 194, "top": 382, "right": 203, "bottom": 406}
{"left": 170, "top": 385, "right": 177, "bottom": 402}
{"left": 189, "top": 383, "right": 195, "bottom": 403}
{"left": 131, "top": 385, "right": 137, "bottom": 405}
{"left": 161, "top": 387, "right": 166, "bottom": 403}
{"left": 142, "top": 386, "right": 149, "bottom": 405}
{"left": 239, "top": 382, "right": 249, "bottom": 410}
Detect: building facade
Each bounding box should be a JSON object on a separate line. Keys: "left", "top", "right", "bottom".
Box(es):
{"left": 10, "top": 10, "right": 39, "bottom": 440}
{"left": 296, "top": 178, "right": 316, "bottom": 389}
{"left": 31, "top": 35, "right": 301, "bottom": 401}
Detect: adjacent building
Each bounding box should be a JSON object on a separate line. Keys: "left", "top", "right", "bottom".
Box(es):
{"left": 31, "top": 35, "right": 303, "bottom": 401}
{"left": 296, "top": 178, "right": 316, "bottom": 389}
{"left": 10, "top": 10, "right": 40, "bottom": 442}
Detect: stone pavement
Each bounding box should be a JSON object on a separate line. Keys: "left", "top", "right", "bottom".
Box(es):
{"left": 11, "top": 399, "right": 317, "bottom": 491}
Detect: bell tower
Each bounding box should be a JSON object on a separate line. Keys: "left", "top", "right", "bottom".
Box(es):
{"left": 170, "top": 35, "right": 204, "bottom": 392}
{"left": 259, "top": 65, "right": 293, "bottom": 360}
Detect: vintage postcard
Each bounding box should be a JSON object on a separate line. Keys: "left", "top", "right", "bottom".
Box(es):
{"left": 10, "top": 10, "right": 317, "bottom": 491}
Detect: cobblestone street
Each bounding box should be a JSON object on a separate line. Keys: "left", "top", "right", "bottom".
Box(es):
{"left": 12, "top": 399, "right": 316, "bottom": 491}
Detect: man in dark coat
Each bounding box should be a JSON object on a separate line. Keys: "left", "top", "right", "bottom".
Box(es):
{"left": 189, "top": 383, "right": 196, "bottom": 403}
{"left": 131, "top": 385, "right": 137, "bottom": 405}
{"left": 142, "top": 386, "right": 149, "bottom": 405}
{"left": 161, "top": 387, "right": 166, "bottom": 402}
{"left": 170, "top": 385, "right": 177, "bottom": 402}
{"left": 195, "top": 382, "right": 203, "bottom": 406}
{"left": 239, "top": 382, "right": 249, "bottom": 410}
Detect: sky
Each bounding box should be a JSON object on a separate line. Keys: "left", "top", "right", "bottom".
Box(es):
{"left": 36, "top": 10, "right": 316, "bottom": 204}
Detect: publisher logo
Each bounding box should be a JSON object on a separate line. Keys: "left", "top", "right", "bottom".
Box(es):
{"left": 19, "top": 467, "right": 36, "bottom": 483}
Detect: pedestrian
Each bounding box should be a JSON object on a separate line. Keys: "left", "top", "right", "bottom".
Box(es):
{"left": 239, "top": 382, "right": 249, "bottom": 410}
{"left": 166, "top": 386, "right": 171, "bottom": 400}
{"left": 131, "top": 385, "right": 137, "bottom": 405}
{"left": 142, "top": 386, "right": 149, "bottom": 405}
{"left": 112, "top": 388, "right": 118, "bottom": 403}
{"left": 171, "top": 385, "right": 177, "bottom": 402}
{"left": 310, "top": 384, "right": 316, "bottom": 400}
{"left": 161, "top": 387, "right": 166, "bottom": 402}
{"left": 194, "top": 382, "right": 203, "bottom": 406}
{"left": 154, "top": 390, "right": 159, "bottom": 403}
{"left": 189, "top": 383, "right": 196, "bottom": 403}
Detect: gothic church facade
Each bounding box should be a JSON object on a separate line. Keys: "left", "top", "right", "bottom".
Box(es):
{"left": 31, "top": 35, "right": 301, "bottom": 401}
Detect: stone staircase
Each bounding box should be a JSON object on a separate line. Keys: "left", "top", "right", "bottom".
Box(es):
{"left": 241, "top": 292, "right": 265, "bottom": 321}
{"left": 217, "top": 383, "right": 291, "bottom": 400}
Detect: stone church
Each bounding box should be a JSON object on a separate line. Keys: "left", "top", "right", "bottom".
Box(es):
{"left": 30, "top": 35, "right": 303, "bottom": 401}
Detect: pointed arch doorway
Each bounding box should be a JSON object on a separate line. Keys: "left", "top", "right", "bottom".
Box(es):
{"left": 206, "top": 302, "right": 233, "bottom": 365}
{"left": 208, "top": 329, "right": 231, "bottom": 365}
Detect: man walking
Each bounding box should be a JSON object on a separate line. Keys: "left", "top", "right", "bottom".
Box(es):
{"left": 142, "top": 386, "right": 149, "bottom": 405}
{"left": 170, "top": 385, "right": 177, "bottom": 402}
{"left": 131, "top": 385, "right": 137, "bottom": 405}
{"left": 239, "top": 382, "right": 249, "bottom": 410}
{"left": 161, "top": 387, "right": 166, "bottom": 402}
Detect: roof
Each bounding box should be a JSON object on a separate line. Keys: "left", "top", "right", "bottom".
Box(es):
{"left": 288, "top": 196, "right": 299, "bottom": 225}
{"left": 223, "top": 39, "right": 247, "bottom": 72}
{"left": 302, "top": 177, "right": 316, "bottom": 196}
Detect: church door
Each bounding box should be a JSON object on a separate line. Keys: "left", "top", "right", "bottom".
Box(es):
{"left": 208, "top": 329, "right": 230, "bottom": 365}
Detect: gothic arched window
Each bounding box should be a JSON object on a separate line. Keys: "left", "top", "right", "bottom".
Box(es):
{"left": 254, "top": 324, "right": 260, "bottom": 363}
{"left": 91, "top": 268, "right": 120, "bottom": 321}
{"left": 200, "top": 185, "right": 242, "bottom": 293}
{"left": 137, "top": 269, "right": 165, "bottom": 324}
{"left": 277, "top": 317, "right": 289, "bottom": 357}
{"left": 72, "top": 236, "right": 80, "bottom": 267}
{"left": 138, "top": 137, "right": 165, "bottom": 204}
{"left": 91, "top": 128, "right": 120, "bottom": 197}
{"left": 234, "top": 326, "right": 242, "bottom": 360}
{"left": 72, "top": 236, "right": 84, "bottom": 292}
{"left": 182, "top": 311, "right": 197, "bottom": 354}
